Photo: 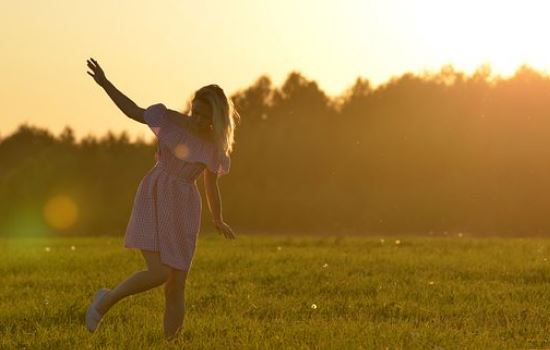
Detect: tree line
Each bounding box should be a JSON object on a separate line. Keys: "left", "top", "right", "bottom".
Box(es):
{"left": 2, "top": 64, "right": 550, "bottom": 236}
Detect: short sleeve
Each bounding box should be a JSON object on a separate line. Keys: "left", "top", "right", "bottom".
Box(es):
{"left": 143, "top": 103, "right": 168, "bottom": 131}
{"left": 144, "top": 103, "right": 231, "bottom": 176}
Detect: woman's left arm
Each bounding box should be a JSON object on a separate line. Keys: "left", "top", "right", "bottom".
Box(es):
{"left": 204, "top": 169, "right": 236, "bottom": 239}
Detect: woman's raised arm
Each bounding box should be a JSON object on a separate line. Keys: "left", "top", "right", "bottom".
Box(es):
{"left": 86, "top": 57, "right": 145, "bottom": 124}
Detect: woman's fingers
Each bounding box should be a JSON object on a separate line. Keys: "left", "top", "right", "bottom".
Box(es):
{"left": 213, "top": 221, "right": 236, "bottom": 239}
{"left": 225, "top": 225, "right": 236, "bottom": 239}
{"left": 87, "top": 61, "right": 97, "bottom": 73}
{"left": 220, "top": 226, "right": 230, "bottom": 239}
{"left": 91, "top": 58, "right": 103, "bottom": 72}
{"left": 87, "top": 58, "right": 102, "bottom": 72}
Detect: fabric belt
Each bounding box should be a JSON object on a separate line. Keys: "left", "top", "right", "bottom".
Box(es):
{"left": 154, "top": 162, "right": 196, "bottom": 185}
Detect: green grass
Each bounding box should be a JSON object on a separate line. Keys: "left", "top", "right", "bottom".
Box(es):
{"left": 2, "top": 233, "right": 550, "bottom": 349}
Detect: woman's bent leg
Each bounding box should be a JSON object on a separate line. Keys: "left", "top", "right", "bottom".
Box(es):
{"left": 96, "top": 250, "right": 170, "bottom": 316}
{"left": 163, "top": 268, "right": 189, "bottom": 340}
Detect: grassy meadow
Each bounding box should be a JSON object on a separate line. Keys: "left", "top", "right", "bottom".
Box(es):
{"left": 2, "top": 233, "right": 550, "bottom": 349}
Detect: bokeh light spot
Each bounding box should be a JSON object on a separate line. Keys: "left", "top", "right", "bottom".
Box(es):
{"left": 43, "top": 195, "right": 78, "bottom": 230}
{"left": 174, "top": 143, "right": 189, "bottom": 159}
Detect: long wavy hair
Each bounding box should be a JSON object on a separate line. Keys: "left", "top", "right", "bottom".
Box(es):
{"left": 188, "top": 84, "right": 240, "bottom": 155}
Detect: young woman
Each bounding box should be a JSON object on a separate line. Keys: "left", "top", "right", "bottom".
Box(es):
{"left": 84, "top": 58, "right": 238, "bottom": 340}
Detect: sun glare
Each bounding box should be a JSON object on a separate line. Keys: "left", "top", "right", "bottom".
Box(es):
{"left": 408, "top": 0, "right": 550, "bottom": 77}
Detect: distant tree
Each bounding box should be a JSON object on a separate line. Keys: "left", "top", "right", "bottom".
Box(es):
{"left": 3, "top": 65, "right": 550, "bottom": 236}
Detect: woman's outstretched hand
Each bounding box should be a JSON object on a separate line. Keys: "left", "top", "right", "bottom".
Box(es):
{"left": 213, "top": 219, "right": 236, "bottom": 239}
{"left": 86, "top": 57, "right": 108, "bottom": 87}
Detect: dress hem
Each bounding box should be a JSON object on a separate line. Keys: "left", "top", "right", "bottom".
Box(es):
{"left": 123, "top": 243, "right": 192, "bottom": 271}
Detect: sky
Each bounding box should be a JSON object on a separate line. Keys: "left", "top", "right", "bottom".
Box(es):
{"left": 2, "top": 0, "right": 550, "bottom": 142}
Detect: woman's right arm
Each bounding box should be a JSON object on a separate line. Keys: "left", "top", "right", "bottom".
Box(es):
{"left": 87, "top": 58, "right": 146, "bottom": 124}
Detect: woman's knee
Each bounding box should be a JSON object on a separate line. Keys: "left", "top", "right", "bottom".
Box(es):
{"left": 165, "top": 269, "right": 188, "bottom": 294}
{"left": 150, "top": 267, "right": 170, "bottom": 285}
{"left": 141, "top": 250, "right": 171, "bottom": 284}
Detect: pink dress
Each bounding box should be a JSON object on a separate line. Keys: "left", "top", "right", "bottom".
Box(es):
{"left": 124, "top": 103, "right": 230, "bottom": 271}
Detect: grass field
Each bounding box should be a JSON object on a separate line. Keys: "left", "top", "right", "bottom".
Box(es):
{"left": 2, "top": 233, "right": 550, "bottom": 349}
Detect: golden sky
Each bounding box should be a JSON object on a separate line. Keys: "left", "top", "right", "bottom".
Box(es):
{"left": 2, "top": 0, "right": 550, "bottom": 142}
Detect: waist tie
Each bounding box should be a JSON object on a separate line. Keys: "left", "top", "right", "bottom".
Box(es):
{"left": 154, "top": 162, "right": 196, "bottom": 186}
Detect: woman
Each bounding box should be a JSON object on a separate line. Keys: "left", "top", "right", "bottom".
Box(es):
{"left": 84, "top": 58, "right": 238, "bottom": 340}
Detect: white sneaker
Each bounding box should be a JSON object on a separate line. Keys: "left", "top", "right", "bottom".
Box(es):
{"left": 86, "top": 288, "right": 110, "bottom": 333}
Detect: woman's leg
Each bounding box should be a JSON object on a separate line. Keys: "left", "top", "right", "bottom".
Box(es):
{"left": 163, "top": 267, "right": 189, "bottom": 340}
{"left": 96, "top": 249, "right": 170, "bottom": 316}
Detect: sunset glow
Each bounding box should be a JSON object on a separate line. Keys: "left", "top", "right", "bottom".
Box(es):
{"left": 2, "top": 0, "right": 550, "bottom": 141}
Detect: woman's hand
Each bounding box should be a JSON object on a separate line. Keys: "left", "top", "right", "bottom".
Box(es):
{"left": 86, "top": 57, "right": 108, "bottom": 87}
{"left": 213, "top": 218, "right": 236, "bottom": 239}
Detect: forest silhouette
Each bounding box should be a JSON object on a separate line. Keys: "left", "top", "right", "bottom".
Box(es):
{"left": 2, "top": 64, "right": 550, "bottom": 237}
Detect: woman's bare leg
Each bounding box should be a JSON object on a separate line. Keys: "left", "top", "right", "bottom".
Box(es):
{"left": 96, "top": 250, "right": 170, "bottom": 316}
{"left": 163, "top": 267, "right": 189, "bottom": 340}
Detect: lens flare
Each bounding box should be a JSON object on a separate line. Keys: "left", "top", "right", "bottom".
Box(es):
{"left": 43, "top": 195, "right": 78, "bottom": 230}
{"left": 174, "top": 143, "right": 189, "bottom": 159}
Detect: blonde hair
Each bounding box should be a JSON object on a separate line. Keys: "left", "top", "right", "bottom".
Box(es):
{"left": 191, "top": 84, "right": 240, "bottom": 154}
